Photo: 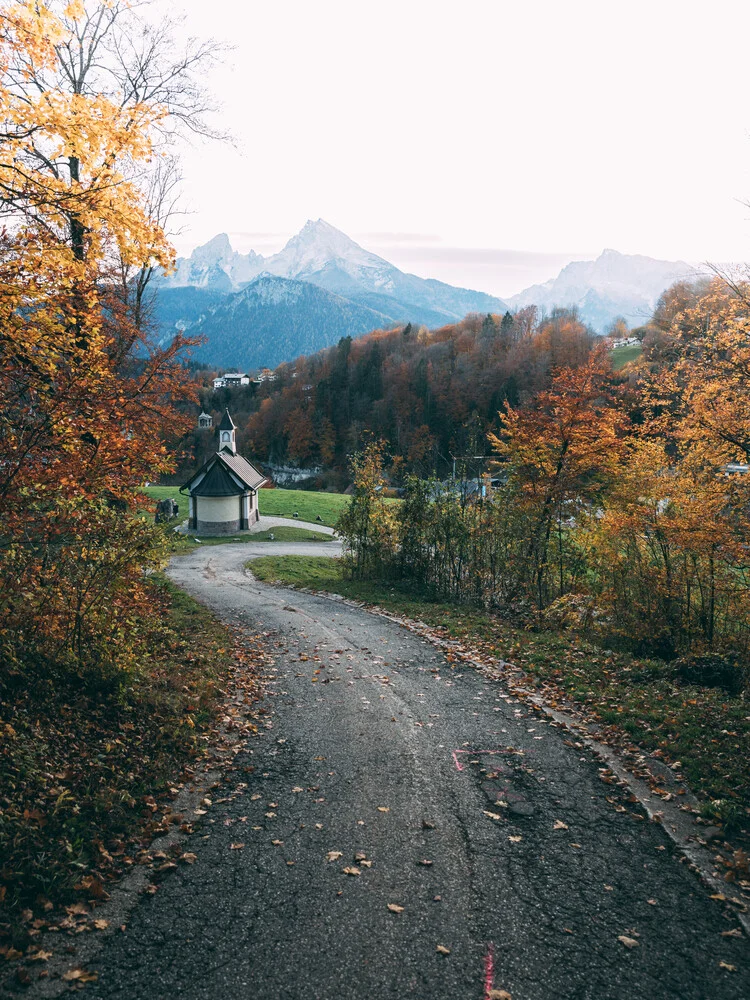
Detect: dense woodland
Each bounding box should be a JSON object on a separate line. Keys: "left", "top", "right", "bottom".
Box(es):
{"left": 178, "top": 307, "right": 598, "bottom": 484}
{"left": 336, "top": 276, "right": 750, "bottom": 664}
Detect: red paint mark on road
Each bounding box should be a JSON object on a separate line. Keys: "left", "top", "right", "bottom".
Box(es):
{"left": 483, "top": 943, "right": 495, "bottom": 1000}
{"left": 451, "top": 750, "right": 464, "bottom": 771}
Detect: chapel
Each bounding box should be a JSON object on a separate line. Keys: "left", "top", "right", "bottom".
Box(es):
{"left": 181, "top": 410, "right": 267, "bottom": 534}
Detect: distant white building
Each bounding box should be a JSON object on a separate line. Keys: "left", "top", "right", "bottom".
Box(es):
{"left": 252, "top": 368, "right": 278, "bottom": 384}
{"left": 213, "top": 373, "right": 250, "bottom": 389}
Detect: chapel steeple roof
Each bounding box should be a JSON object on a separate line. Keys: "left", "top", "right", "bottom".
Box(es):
{"left": 218, "top": 408, "right": 236, "bottom": 432}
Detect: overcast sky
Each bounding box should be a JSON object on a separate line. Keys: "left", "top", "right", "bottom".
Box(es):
{"left": 160, "top": 0, "right": 750, "bottom": 296}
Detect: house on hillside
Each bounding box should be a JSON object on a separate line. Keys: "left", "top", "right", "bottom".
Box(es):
{"left": 252, "top": 368, "right": 278, "bottom": 384}
{"left": 198, "top": 411, "right": 213, "bottom": 429}
{"left": 181, "top": 409, "right": 267, "bottom": 534}
{"left": 212, "top": 373, "right": 250, "bottom": 389}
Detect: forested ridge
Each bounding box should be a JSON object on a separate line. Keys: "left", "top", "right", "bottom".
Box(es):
{"left": 183, "top": 306, "right": 597, "bottom": 482}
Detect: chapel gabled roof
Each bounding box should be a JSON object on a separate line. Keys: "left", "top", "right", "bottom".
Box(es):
{"left": 181, "top": 451, "right": 267, "bottom": 496}
{"left": 220, "top": 451, "right": 267, "bottom": 490}
{"left": 190, "top": 460, "right": 241, "bottom": 497}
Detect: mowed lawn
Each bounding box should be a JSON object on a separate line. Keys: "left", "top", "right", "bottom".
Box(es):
{"left": 610, "top": 343, "right": 642, "bottom": 370}
{"left": 143, "top": 485, "right": 398, "bottom": 528}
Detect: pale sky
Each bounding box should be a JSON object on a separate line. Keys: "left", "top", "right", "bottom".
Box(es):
{"left": 160, "top": 0, "right": 750, "bottom": 297}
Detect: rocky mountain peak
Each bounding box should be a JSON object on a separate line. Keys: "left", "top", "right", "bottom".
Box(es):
{"left": 191, "top": 232, "right": 233, "bottom": 263}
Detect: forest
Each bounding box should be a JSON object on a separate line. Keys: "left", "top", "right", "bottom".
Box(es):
{"left": 179, "top": 306, "right": 598, "bottom": 485}
{"left": 334, "top": 276, "right": 750, "bottom": 663}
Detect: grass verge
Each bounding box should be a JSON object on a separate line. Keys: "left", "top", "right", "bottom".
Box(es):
{"left": 249, "top": 555, "right": 750, "bottom": 831}
{"left": 0, "top": 576, "right": 263, "bottom": 937}
{"left": 143, "top": 485, "right": 399, "bottom": 530}
{"left": 168, "top": 524, "right": 332, "bottom": 555}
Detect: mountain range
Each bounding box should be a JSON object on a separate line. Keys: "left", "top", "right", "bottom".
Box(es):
{"left": 152, "top": 220, "right": 701, "bottom": 368}
{"left": 506, "top": 249, "right": 698, "bottom": 330}
{"left": 154, "top": 219, "right": 508, "bottom": 368}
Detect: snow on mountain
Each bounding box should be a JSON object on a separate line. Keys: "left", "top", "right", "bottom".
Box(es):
{"left": 165, "top": 233, "right": 265, "bottom": 290}
{"left": 507, "top": 249, "right": 698, "bottom": 331}
{"left": 262, "top": 219, "right": 394, "bottom": 290}
{"left": 161, "top": 220, "right": 507, "bottom": 326}
{"left": 156, "top": 225, "right": 702, "bottom": 357}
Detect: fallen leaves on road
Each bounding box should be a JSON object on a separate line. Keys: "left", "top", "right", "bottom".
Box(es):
{"left": 326, "top": 851, "right": 343, "bottom": 862}
{"left": 343, "top": 867, "right": 361, "bottom": 876}
{"left": 62, "top": 968, "right": 98, "bottom": 983}
{"left": 377, "top": 806, "right": 390, "bottom": 813}
{"left": 553, "top": 820, "right": 569, "bottom": 831}
{"left": 488, "top": 991, "right": 512, "bottom": 1000}
{"left": 74, "top": 874, "right": 110, "bottom": 900}
{"left": 483, "top": 810, "right": 503, "bottom": 821}
{"left": 387, "top": 903, "right": 404, "bottom": 913}
{"left": 181, "top": 853, "right": 197, "bottom": 864}
{"left": 721, "top": 928, "right": 743, "bottom": 938}
{"left": 436, "top": 945, "right": 450, "bottom": 955}
{"left": 229, "top": 843, "right": 245, "bottom": 850}
{"left": 418, "top": 859, "right": 433, "bottom": 866}
{"left": 271, "top": 840, "right": 283, "bottom": 846}
{"left": 618, "top": 935, "right": 639, "bottom": 949}
{"left": 719, "top": 961, "right": 737, "bottom": 972}
{"left": 27, "top": 950, "right": 52, "bottom": 962}
{"left": 508, "top": 835, "right": 522, "bottom": 843}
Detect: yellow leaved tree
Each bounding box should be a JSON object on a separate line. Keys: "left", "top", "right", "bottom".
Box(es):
{"left": 0, "top": 1, "right": 217, "bottom": 677}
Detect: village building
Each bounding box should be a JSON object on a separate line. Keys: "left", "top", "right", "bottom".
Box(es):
{"left": 198, "top": 410, "right": 213, "bottom": 429}
{"left": 252, "top": 368, "right": 278, "bottom": 384}
{"left": 212, "top": 372, "right": 250, "bottom": 389}
{"left": 181, "top": 409, "right": 267, "bottom": 534}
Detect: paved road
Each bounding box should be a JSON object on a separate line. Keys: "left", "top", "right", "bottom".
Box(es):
{"left": 88, "top": 544, "right": 749, "bottom": 999}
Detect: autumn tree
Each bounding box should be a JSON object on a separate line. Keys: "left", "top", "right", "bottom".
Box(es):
{"left": 0, "top": 1, "right": 216, "bottom": 677}
{"left": 489, "top": 349, "right": 627, "bottom": 608}
{"left": 337, "top": 442, "right": 396, "bottom": 579}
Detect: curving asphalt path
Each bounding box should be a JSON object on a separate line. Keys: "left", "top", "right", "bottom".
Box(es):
{"left": 86, "top": 542, "right": 749, "bottom": 1000}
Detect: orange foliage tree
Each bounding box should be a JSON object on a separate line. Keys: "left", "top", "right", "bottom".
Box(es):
{"left": 584, "top": 278, "right": 750, "bottom": 655}
{"left": 488, "top": 349, "right": 628, "bottom": 609}
{"left": 0, "top": 2, "right": 205, "bottom": 676}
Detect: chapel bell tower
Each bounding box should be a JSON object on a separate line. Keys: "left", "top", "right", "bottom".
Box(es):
{"left": 218, "top": 408, "right": 237, "bottom": 455}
